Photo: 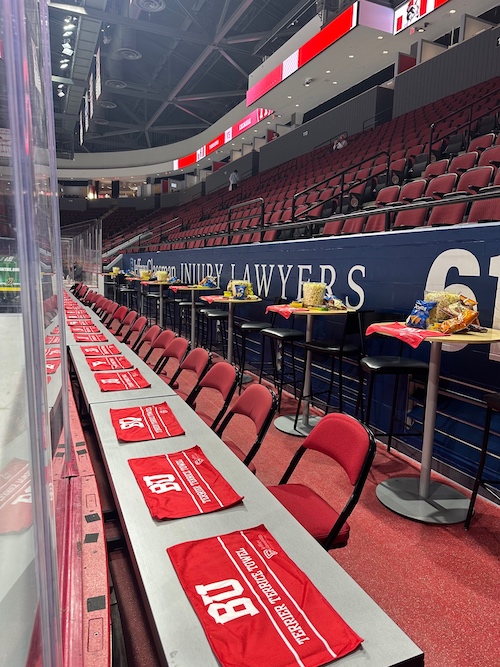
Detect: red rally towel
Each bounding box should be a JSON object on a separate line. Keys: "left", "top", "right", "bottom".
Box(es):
{"left": 168, "top": 525, "right": 362, "bottom": 667}
{"left": 128, "top": 446, "right": 242, "bottom": 519}
{"left": 366, "top": 322, "right": 449, "bottom": 349}
{"left": 46, "top": 347, "right": 61, "bottom": 359}
{"left": 81, "top": 344, "right": 121, "bottom": 356}
{"left": 86, "top": 355, "right": 133, "bottom": 371}
{"left": 95, "top": 368, "right": 150, "bottom": 391}
{"left": 46, "top": 360, "right": 61, "bottom": 374}
{"left": 110, "top": 402, "right": 185, "bottom": 441}
{"left": 74, "top": 333, "right": 108, "bottom": 342}
{"left": 69, "top": 325, "right": 100, "bottom": 333}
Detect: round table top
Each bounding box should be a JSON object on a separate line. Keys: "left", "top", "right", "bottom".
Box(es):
{"left": 202, "top": 295, "right": 262, "bottom": 304}
{"left": 425, "top": 327, "right": 500, "bottom": 344}
{"left": 171, "top": 285, "right": 220, "bottom": 291}
{"left": 377, "top": 322, "right": 500, "bottom": 345}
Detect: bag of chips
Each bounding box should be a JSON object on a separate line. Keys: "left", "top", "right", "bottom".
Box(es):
{"left": 200, "top": 276, "right": 217, "bottom": 288}
{"left": 234, "top": 284, "right": 246, "bottom": 299}
{"left": 440, "top": 308, "right": 478, "bottom": 334}
{"left": 406, "top": 300, "right": 437, "bottom": 329}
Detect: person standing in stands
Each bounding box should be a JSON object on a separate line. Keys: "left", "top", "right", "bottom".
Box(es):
{"left": 228, "top": 169, "right": 239, "bottom": 191}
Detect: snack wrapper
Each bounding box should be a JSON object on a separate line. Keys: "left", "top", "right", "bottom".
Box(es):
{"left": 406, "top": 300, "right": 437, "bottom": 329}
{"left": 200, "top": 276, "right": 217, "bottom": 288}
{"left": 234, "top": 284, "right": 246, "bottom": 299}
{"left": 440, "top": 308, "right": 478, "bottom": 334}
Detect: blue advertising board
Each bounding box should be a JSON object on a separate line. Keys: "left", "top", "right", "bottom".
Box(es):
{"left": 125, "top": 223, "right": 500, "bottom": 480}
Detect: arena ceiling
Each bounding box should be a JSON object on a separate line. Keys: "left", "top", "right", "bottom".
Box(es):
{"left": 48, "top": 0, "right": 499, "bottom": 160}
{"left": 49, "top": 0, "right": 324, "bottom": 156}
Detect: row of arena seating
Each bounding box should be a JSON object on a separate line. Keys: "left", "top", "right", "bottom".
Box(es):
{"left": 100, "top": 76, "right": 500, "bottom": 253}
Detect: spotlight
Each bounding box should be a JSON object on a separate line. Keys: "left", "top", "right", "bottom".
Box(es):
{"left": 304, "top": 77, "right": 313, "bottom": 87}
{"left": 57, "top": 90, "right": 65, "bottom": 97}
{"left": 63, "top": 30, "right": 74, "bottom": 37}
{"left": 62, "top": 45, "right": 74, "bottom": 56}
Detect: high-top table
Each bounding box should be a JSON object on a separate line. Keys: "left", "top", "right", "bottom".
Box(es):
{"left": 90, "top": 394, "right": 424, "bottom": 667}
{"left": 373, "top": 325, "right": 500, "bottom": 524}
{"left": 269, "top": 305, "right": 351, "bottom": 437}
{"left": 139, "top": 279, "right": 173, "bottom": 328}
{"left": 170, "top": 285, "right": 219, "bottom": 345}
{"left": 200, "top": 294, "right": 262, "bottom": 365}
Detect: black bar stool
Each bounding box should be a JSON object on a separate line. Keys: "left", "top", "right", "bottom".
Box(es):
{"left": 259, "top": 310, "right": 305, "bottom": 410}
{"left": 357, "top": 311, "right": 428, "bottom": 452}
{"left": 465, "top": 392, "right": 500, "bottom": 530}
{"left": 199, "top": 307, "right": 228, "bottom": 357}
{"left": 294, "top": 310, "right": 361, "bottom": 422}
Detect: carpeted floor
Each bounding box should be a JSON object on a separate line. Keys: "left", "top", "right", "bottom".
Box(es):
{"left": 160, "top": 353, "right": 500, "bottom": 667}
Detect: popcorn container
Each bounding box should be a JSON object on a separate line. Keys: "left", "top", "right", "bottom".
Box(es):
{"left": 156, "top": 270, "right": 168, "bottom": 282}
{"left": 302, "top": 282, "right": 326, "bottom": 307}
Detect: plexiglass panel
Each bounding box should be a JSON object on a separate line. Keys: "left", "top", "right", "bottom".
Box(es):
{"left": 0, "top": 0, "right": 64, "bottom": 664}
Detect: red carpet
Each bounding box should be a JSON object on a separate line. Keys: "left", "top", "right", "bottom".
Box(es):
{"left": 172, "top": 358, "right": 500, "bottom": 667}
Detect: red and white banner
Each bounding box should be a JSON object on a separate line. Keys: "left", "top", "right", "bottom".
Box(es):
{"left": 81, "top": 344, "right": 121, "bottom": 356}
{"left": 394, "top": 0, "right": 450, "bottom": 34}
{"left": 172, "top": 108, "right": 274, "bottom": 171}
{"left": 110, "top": 402, "right": 184, "bottom": 441}
{"left": 168, "top": 525, "right": 362, "bottom": 667}
{"left": 95, "top": 369, "right": 151, "bottom": 392}
{"left": 86, "top": 355, "right": 133, "bottom": 371}
{"left": 246, "top": 3, "right": 358, "bottom": 106}
{"left": 129, "top": 446, "right": 242, "bottom": 519}
{"left": 0, "top": 458, "right": 32, "bottom": 534}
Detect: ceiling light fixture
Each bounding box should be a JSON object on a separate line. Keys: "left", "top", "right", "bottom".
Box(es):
{"left": 326, "top": 70, "right": 331, "bottom": 73}
{"left": 449, "top": 8, "right": 456, "bottom": 13}
{"left": 378, "top": 35, "right": 383, "bottom": 40}
{"left": 348, "top": 54, "right": 354, "bottom": 58}
{"left": 383, "top": 50, "right": 388, "bottom": 54}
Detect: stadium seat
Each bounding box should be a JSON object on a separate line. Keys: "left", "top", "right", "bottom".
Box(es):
{"left": 267, "top": 413, "right": 376, "bottom": 550}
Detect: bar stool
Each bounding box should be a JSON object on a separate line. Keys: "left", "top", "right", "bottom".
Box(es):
{"left": 357, "top": 311, "right": 428, "bottom": 452}
{"left": 198, "top": 307, "right": 228, "bottom": 357}
{"left": 178, "top": 300, "right": 204, "bottom": 339}
{"left": 119, "top": 284, "right": 137, "bottom": 310}
{"left": 465, "top": 392, "right": 500, "bottom": 530}
{"left": 259, "top": 311, "right": 305, "bottom": 410}
{"left": 294, "top": 310, "right": 361, "bottom": 422}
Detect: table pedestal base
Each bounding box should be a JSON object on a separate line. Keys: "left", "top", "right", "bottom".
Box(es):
{"left": 274, "top": 414, "right": 322, "bottom": 437}
{"left": 376, "top": 477, "right": 470, "bottom": 524}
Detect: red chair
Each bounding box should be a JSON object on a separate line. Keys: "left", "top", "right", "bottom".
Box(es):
{"left": 215, "top": 384, "right": 278, "bottom": 469}
{"left": 168, "top": 347, "right": 212, "bottom": 397}
{"left": 143, "top": 329, "right": 176, "bottom": 365}
{"left": 422, "top": 159, "right": 448, "bottom": 180}
{"left": 448, "top": 152, "right": 477, "bottom": 176}
{"left": 468, "top": 133, "right": 494, "bottom": 155}
{"left": 363, "top": 185, "right": 400, "bottom": 233}
{"left": 114, "top": 310, "right": 137, "bottom": 338}
{"left": 478, "top": 146, "right": 500, "bottom": 175}
{"left": 468, "top": 196, "right": 500, "bottom": 224}
{"left": 106, "top": 305, "right": 128, "bottom": 332}
{"left": 186, "top": 361, "right": 239, "bottom": 432}
{"left": 123, "top": 315, "right": 147, "bottom": 347}
{"left": 393, "top": 175, "right": 456, "bottom": 229}
{"left": 153, "top": 336, "right": 190, "bottom": 377}
{"left": 428, "top": 165, "right": 494, "bottom": 226}
{"left": 267, "top": 413, "right": 376, "bottom": 550}
{"left": 132, "top": 323, "right": 161, "bottom": 356}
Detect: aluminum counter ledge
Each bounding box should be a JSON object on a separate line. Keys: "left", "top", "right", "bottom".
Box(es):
{"left": 90, "top": 394, "right": 424, "bottom": 667}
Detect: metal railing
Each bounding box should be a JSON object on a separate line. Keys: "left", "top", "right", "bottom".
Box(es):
{"left": 427, "top": 89, "right": 500, "bottom": 163}
{"left": 167, "top": 187, "right": 500, "bottom": 249}
{"left": 291, "top": 149, "right": 390, "bottom": 224}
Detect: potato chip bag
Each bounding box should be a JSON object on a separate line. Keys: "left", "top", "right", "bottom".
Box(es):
{"left": 406, "top": 300, "right": 437, "bottom": 329}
